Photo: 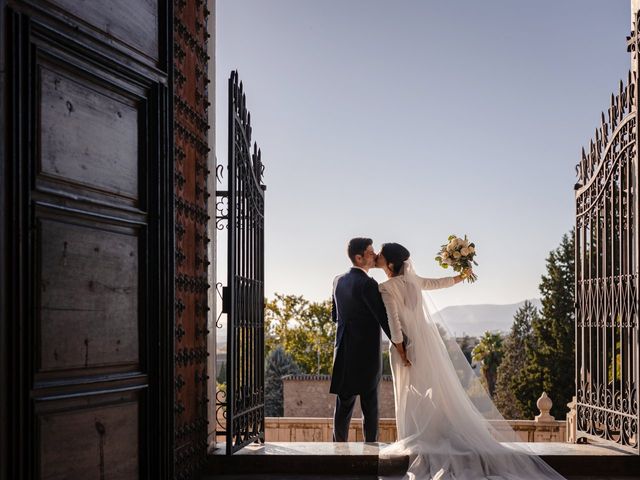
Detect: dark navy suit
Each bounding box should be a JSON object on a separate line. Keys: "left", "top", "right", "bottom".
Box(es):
{"left": 330, "top": 267, "right": 392, "bottom": 442}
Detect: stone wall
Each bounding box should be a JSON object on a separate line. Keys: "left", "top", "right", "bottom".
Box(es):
{"left": 282, "top": 374, "right": 395, "bottom": 418}
{"left": 265, "top": 417, "right": 399, "bottom": 442}
{"left": 276, "top": 381, "right": 567, "bottom": 444}
{"left": 264, "top": 417, "right": 566, "bottom": 443}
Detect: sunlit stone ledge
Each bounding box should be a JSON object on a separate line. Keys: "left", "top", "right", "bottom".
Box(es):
{"left": 264, "top": 417, "right": 566, "bottom": 443}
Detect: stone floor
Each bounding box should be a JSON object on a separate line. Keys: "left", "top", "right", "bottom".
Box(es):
{"left": 215, "top": 442, "right": 383, "bottom": 456}
{"left": 211, "top": 440, "right": 636, "bottom": 456}
{"left": 206, "top": 477, "right": 379, "bottom": 480}
{"left": 209, "top": 474, "right": 640, "bottom": 479}
{"left": 205, "top": 441, "right": 640, "bottom": 479}
{"left": 520, "top": 442, "right": 635, "bottom": 456}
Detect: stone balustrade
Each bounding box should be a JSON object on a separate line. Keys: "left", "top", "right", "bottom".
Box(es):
{"left": 264, "top": 391, "right": 566, "bottom": 443}
{"left": 264, "top": 416, "right": 566, "bottom": 443}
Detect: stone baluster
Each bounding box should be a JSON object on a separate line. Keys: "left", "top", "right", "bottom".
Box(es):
{"left": 534, "top": 391, "right": 556, "bottom": 423}
{"left": 566, "top": 396, "right": 577, "bottom": 443}
{"left": 533, "top": 392, "right": 561, "bottom": 442}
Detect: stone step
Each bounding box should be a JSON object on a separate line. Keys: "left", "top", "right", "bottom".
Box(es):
{"left": 566, "top": 477, "right": 640, "bottom": 480}
{"left": 205, "top": 442, "right": 640, "bottom": 477}
{"left": 523, "top": 442, "right": 640, "bottom": 477}
{"left": 204, "top": 475, "right": 640, "bottom": 480}
{"left": 204, "top": 476, "right": 379, "bottom": 480}
{"left": 206, "top": 443, "right": 404, "bottom": 476}
{"left": 204, "top": 472, "right": 640, "bottom": 479}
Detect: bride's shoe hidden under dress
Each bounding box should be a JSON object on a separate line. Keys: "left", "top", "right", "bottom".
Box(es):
{"left": 378, "top": 263, "right": 565, "bottom": 480}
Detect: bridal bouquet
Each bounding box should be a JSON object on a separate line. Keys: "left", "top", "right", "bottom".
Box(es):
{"left": 435, "top": 235, "right": 478, "bottom": 283}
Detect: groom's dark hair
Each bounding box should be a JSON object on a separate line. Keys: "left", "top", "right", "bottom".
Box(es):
{"left": 347, "top": 237, "right": 373, "bottom": 264}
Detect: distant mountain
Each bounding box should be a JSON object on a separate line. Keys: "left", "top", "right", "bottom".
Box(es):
{"left": 432, "top": 299, "right": 542, "bottom": 338}
{"left": 215, "top": 298, "right": 543, "bottom": 347}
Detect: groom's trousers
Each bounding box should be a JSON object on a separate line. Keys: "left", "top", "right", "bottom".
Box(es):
{"left": 333, "top": 385, "right": 379, "bottom": 442}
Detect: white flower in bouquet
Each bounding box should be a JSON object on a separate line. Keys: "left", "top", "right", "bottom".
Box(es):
{"left": 434, "top": 234, "right": 478, "bottom": 283}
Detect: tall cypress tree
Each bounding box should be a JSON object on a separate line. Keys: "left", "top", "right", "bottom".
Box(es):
{"left": 539, "top": 230, "right": 575, "bottom": 418}
{"left": 265, "top": 346, "right": 301, "bottom": 417}
{"left": 494, "top": 300, "right": 538, "bottom": 419}
{"left": 217, "top": 361, "right": 227, "bottom": 384}
{"left": 523, "top": 231, "right": 575, "bottom": 419}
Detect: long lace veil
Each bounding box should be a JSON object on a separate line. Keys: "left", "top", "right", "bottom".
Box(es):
{"left": 405, "top": 260, "right": 509, "bottom": 422}
{"left": 379, "top": 260, "right": 565, "bottom": 479}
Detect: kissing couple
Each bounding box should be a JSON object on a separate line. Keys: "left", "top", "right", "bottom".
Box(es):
{"left": 329, "top": 237, "right": 566, "bottom": 480}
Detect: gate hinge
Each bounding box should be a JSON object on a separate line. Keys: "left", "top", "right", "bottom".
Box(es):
{"left": 222, "top": 286, "right": 230, "bottom": 314}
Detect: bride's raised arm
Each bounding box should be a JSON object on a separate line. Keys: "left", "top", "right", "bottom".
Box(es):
{"left": 418, "top": 273, "right": 466, "bottom": 290}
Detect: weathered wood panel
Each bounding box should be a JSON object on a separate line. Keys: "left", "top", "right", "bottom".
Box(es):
{"left": 47, "top": 0, "right": 159, "bottom": 60}
{"left": 38, "top": 217, "right": 139, "bottom": 373}
{"left": 2, "top": 1, "right": 174, "bottom": 478}
{"left": 39, "top": 66, "right": 139, "bottom": 200}
{"left": 38, "top": 397, "right": 139, "bottom": 480}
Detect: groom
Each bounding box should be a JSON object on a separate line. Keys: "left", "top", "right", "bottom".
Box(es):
{"left": 330, "top": 237, "right": 402, "bottom": 442}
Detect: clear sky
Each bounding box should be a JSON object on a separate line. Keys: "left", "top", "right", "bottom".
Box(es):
{"left": 215, "top": 1, "right": 631, "bottom": 311}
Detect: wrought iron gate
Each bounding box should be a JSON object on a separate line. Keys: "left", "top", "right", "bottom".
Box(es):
{"left": 574, "top": 15, "right": 639, "bottom": 452}
{"left": 217, "top": 71, "right": 266, "bottom": 454}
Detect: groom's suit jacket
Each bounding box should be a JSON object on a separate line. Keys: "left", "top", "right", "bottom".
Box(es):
{"left": 330, "top": 268, "right": 392, "bottom": 397}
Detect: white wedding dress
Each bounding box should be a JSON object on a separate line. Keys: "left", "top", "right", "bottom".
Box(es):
{"left": 378, "top": 261, "right": 565, "bottom": 480}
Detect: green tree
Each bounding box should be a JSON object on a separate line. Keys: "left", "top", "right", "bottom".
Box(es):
{"left": 525, "top": 231, "right": 575, "bottom": 419}
{"left": 457, "top": 334, "right": 478, "bottom": 364}
{"left": 494, "top": 301, "right": 539, "bottom": 419}
{"left": 296, "top": 300, "right": 335, "bottom": 374}
{"left": 216, "top": 361, "right": 226, "bottom": 385}
{"left": 472, "top": 331, "right": 504, "bottom": 397}
{"left": 264, "top": 294, "right": 309, "bottom": 359}
{"left": 265, "top": 346, "right": 301, "bottom": 417}
{"left": 265, "top": 294, "right": 336, "bottom": 374}
{"left": 382, "top": 350, "right": 392, "bottom": 375}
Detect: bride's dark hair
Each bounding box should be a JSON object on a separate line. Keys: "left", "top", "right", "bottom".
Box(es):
{"left": 381, "top": 243, "right": 410, "bottom": 276}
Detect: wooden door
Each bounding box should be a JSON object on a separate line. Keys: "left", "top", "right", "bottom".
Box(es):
{"left": 1, "top": 1, "right": 174, "bottom": 478}
{"left": 173, "top": 0, "right": 213, "bottom": 477}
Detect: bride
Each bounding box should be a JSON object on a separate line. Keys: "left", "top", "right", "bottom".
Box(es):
{"left": 376, "top": 242, "right": 565, "bottom": 480}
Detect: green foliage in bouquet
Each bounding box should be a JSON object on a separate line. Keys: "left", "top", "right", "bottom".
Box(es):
{"left": 435, "top": 234, "right": 478, "bottom": 282}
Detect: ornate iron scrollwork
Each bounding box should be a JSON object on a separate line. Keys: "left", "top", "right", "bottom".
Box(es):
{"left": 216, "top": 70, "right": 266, "bottom": 455}
{"left": 575, "top": 12, "right": 639, "bottom": 452}
{"left": 215, "top": 282, "right": 224, "bottom": 329}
